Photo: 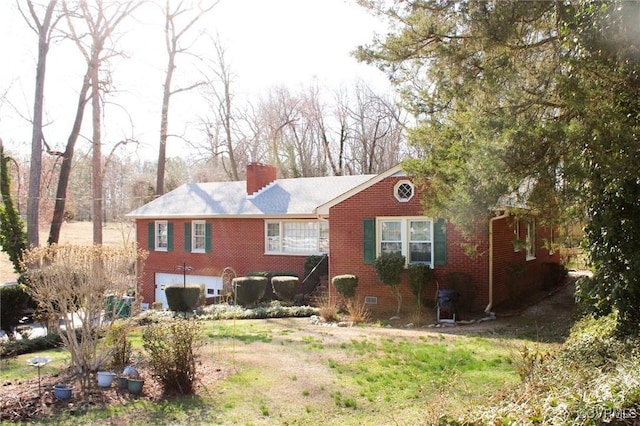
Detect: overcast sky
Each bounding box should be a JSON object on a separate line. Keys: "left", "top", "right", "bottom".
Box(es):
{"left": 0, "top": 0, "right": 390, "bottom": 160}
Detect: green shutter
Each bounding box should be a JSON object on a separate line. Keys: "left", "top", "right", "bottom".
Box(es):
{"left": 167, "top": 222, "right": 174, "bottom": 251}
{"left": 205, "top": 223, "right": 212, "bottom": 253}
{"left": 184, "top": 222, "right": 191, "bottom": 251}
{"left": 363, "top": 218, "right": 376, "bottom": 264}
{"left": 148, "top": 222, "right": 155, "bottom": 250}
{"left": 434, "top": 218, "right": 447, "bottom": 266}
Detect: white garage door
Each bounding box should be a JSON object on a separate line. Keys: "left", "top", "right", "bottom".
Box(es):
{"left": 155, "top": 273, "right": 223, "bottom": 309}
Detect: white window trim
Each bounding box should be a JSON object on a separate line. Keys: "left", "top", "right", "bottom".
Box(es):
{"left": 264, "top": 220, "right": 328, "bottom": 256}
{"left": 513, "top": 218, "right": 521, "bottom": 252}
{"left": 376, "top": 216, "right": 433, "bottom": 266}
{"left": 549, "top": 228, "right": 555, "bottom": 256}
{"left": 192, "top": 220, "right": 206, "bottom": 253}
{"left": 155, "top": 220, "right": 168, "bottom": 252}
{"left": 394, "top": 180, "right": 415, "bottom": 203}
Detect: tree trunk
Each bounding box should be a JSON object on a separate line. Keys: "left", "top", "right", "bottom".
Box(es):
{"left": 26, "top": 0, "right": 58, "bottom": 248}
{"left": 156, "top": 49, "right": 174, "bottom": 197}
{"left": 48, "top": 71, "right": 91, "bottom": 245}
{"left": 91, "top": 57, "right": 102, "bottom": 245}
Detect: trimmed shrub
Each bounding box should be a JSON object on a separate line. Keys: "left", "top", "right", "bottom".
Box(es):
{"left": 332, "top": 274, "right": 359, "bottom": 299}
{"left": 166, "top": 284, "right": 201, "bottom": 313}
{"left": 408, "top": 264, "right": 435, "bottom": 309}
{"left": 233, "top": 276, "right": 268, "bottom": 306}
{"left": 271, "top": 276, "right": 299, "bottom": 302}
{"left": 374, "top": 252, "right": 405, "bottom": 286}
{"left": 247, "top": 271, "right": 298, "bottom": 301}
{"left": 142, "top": 317, "right": 203, "bottom": 395}
{"left": 0, "top": 284, "right": 33, "bottom": 337}
{"left": 374, "top": 252, "right": 406, "bottom": 314}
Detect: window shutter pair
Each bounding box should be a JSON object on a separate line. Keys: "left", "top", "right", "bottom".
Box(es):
{"left": 362, "top": 218, "right": 447, "bottom": 266}
{"left": 183, "top": 222, "right": 212, "bottom": 253}
{"left": 147, "top": 222, "right": 174, "bottom": 251}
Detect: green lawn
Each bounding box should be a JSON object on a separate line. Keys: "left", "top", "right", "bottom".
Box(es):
{"left": 1, "top": 318, "right": 559, "bottom": 425}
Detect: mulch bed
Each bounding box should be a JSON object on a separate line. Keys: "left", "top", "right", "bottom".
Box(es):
{"left": 0, "top": 361, "right": 228, "bottom": 423}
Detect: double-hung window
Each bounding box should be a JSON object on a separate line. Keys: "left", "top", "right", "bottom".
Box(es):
{"left": 265, "top": 220, "right": 328, "bottom": 255}
{"left": 192, "top": 220, "right": 206, "bottom": 253}
{"left": 377, "top": 217, "right": 433, "bottom": 265}
{"left": 155, "top": 220, "right": 168, "bottom": 251}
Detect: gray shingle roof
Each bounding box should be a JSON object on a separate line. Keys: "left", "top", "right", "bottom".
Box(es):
{"left": 126, "top": 174, "right": 376, "bottom": 219}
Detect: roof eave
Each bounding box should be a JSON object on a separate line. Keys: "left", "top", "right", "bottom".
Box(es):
{"left": 316, "top": 164, "right": 404, "bottom": 216}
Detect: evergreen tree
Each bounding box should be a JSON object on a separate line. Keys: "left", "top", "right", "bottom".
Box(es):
{"left": 357, "top": 0, "right": 640, "bottom": 334}
{"left": 0, "top": 140, "right": 28, "bottom": 273}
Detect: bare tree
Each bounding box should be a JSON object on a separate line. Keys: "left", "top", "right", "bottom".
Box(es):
{"left": 156, "top": 0, "right": 218, "bottom": 196}
{"left": 202, "top": 37, "right": 240, "bottom": 180}
{"left": 63, "top": 0, "right": 141, "bottom": 244}
{"left": 345, "top": 80, "right": 405, "bottom": 174}
{"left": 311, "top": 84, "right": 349, "bottom": 176}
{"left": 19, "top": 0, "right": 62, "bottom": 248}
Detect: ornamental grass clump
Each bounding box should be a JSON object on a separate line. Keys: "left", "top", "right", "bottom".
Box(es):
{"left": 142, "top": 317, "right": 203, "bottom": 395}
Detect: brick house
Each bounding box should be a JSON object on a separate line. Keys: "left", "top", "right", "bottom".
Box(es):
{"left": 127, "top": 162, "right": 561, "bottom": 314}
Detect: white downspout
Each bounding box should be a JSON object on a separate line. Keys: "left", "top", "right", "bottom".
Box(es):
{"left": 485, "top": 213, "right": 508, "bottom": 314}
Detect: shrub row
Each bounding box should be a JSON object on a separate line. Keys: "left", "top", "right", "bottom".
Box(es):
{"left": 0, "top": 333, "right": 62, "bottom": 358}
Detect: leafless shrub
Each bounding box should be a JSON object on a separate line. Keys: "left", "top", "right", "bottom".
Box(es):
{"left": 20, "top": 244, "right": 147, "bottom": 392}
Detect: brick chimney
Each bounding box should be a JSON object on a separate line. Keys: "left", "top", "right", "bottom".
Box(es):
{"left": 246, "top": 162, "right": 277, "bottom": 195}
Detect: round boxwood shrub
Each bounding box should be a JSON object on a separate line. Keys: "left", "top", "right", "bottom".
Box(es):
{"left": 232, "top": 276, "right": 268, "bottom": 306}
{"left": 271, "top": 276, "right": 299, "bottom": 302}
{"left": 166, "top": 284, "right": 202, "bottom": 313}
{"left": 332, "top": 274, "right": 359, "bottom": 299}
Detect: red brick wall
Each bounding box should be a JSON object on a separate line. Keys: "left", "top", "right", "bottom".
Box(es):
{"left": 327, "top": 176, "right": 562, "bottom": 315}
{"left": 328, "top": 176, "right": 491, "bottom": 314}
{"left": 491, "top": 217, "right": 562, "bottom": 310}
{"left": 136, "top": 218, "right": 308, "bottom": 304}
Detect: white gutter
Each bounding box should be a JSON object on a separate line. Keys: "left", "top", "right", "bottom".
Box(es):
{"left": 485, "top": 212, "right": 509, "bottom": 314}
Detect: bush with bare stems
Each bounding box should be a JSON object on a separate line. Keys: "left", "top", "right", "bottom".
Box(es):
{"left": 20, "top": 244, "right": 147, "bottom": 393}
